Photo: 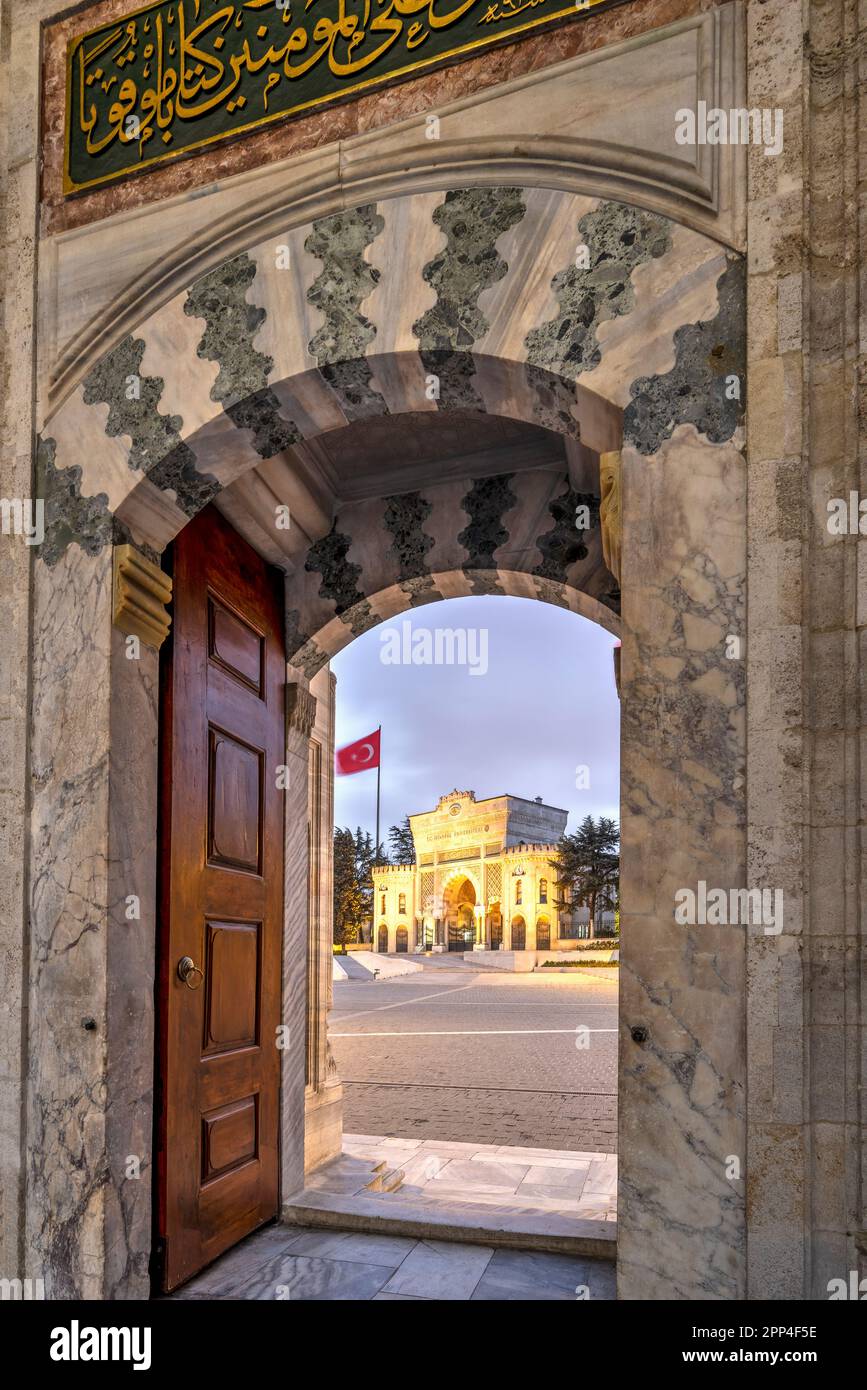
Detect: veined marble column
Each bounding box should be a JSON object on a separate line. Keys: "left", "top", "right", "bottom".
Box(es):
{"left": 618, "top": 427, "right": 747, "bottom": 1300}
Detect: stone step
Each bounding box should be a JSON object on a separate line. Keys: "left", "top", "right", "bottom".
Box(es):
{"left": 283, "top": 1187, "right": 616, "bottom": 1262}
{"left": 364, "top": 1166, "right": 405, "bottom": 1193}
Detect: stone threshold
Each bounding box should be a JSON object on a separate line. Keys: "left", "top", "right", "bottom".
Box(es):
{"left": 283, "top": 1188, "right": 616, "bottom": 1261}
{"left": 283, "top": 1136, "right": 617, "bottom": 1262}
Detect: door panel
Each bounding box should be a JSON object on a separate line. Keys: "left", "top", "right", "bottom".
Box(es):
{"left": 157, "top": 505, "right": 285, "bottom": 1292}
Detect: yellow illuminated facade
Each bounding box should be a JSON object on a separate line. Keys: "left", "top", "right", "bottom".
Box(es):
{"left": 371, "top": 789, "right": 571, "bottom": 954}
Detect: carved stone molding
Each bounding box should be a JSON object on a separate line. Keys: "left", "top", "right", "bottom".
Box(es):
{"left": 112, "top": 543, "right": 172, "bottom": 649}
{"left": 599, "top": 449, "right": 622, "bottom": 584}
{"left": 286, "top": 682, "right": 317, "bottom": 738}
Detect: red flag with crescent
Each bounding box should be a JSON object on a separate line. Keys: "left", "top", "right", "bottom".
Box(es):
{"left": 335, "top": 729, "right": 381, "bottom": 776}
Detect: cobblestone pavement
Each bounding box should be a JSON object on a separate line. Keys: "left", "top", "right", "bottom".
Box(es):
{"left": 330, "top": 962, "right": 618, "bottom": 1153}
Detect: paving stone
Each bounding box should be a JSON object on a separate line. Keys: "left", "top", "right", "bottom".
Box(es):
{"left": 333, "top": 967, "right": 618, "bottom": 1152}
{"left": 231, "top": 1254, "right": 396, "bottom": 1300}
{"left": 470, "top": 1248, "right": 616, "bottom": 1301}
{"left": 286, "top": 1230, "right": 416, "bottom": 1266}
{"left": 382, "top": 1238, "right": 494, "bottom": 1299}
{"left": 430, "top": 1158, "right": 529, "bottom": 1192}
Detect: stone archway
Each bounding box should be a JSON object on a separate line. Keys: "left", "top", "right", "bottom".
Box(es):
{"left": 26, "top": 183, "right": 746, "bottom": 1301}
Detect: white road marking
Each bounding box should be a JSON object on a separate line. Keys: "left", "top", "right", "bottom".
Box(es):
{"left": 333, "top": 981, "right": 479, "bottom": 1024}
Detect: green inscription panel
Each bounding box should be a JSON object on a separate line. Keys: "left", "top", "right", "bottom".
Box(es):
{"left": 65, "top": 0, "right": 618, "bottom": 194}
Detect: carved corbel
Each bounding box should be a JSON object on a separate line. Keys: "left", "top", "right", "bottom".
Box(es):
{"left": 286, "top": 682, "right": 317, "bottom": 738}
{"left": 599, "top": 450, "right": 622, "bottom": 584}
{"left": 112, "top": 544, "right": 172, "bottom": 649}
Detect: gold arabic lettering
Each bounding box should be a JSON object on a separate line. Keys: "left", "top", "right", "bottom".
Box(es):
{"left": 69, "top": 0, "right": 593, "bottom": 187}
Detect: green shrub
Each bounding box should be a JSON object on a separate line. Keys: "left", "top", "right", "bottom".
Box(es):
{"left": 540, "top": 959, "right": 619, "bottom": 968}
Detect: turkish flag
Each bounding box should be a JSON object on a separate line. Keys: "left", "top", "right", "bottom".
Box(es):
{"left": 335, "top": 729, "right": 380, "bottom": 776}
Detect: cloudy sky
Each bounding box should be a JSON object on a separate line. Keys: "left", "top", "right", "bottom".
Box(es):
{"left": 332, "top": 595, "right": 620, "bottom": 846}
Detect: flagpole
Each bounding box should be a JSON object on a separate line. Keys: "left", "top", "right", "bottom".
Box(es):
{"left": 375, "top": 724, "right": 382, "bottom": 865}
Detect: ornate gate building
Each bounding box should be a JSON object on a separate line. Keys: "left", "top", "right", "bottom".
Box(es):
{"left": 372, "top": 788, "right": 569, "bottom": 953}
{"left": 1, "top": 0, "right": 865, "bottom": 1302}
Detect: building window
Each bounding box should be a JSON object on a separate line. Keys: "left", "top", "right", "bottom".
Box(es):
{"left": 380, "top": 893, "right": 386, "bottom": 914}
{"left": 515, "top": 879, "right": 522, "bottom": 905}
{"left": 398, "top": 893, "right": 406, "bottom": 914}
{"left": 539, "top": 878, "right": 548, "bottom": 904}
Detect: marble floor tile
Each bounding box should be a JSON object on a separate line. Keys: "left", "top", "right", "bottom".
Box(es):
{"left": 414, "top": 1186, "right": 590, "bottom": 1214}
{"left": 419, "top": 1139, "right": 491, "bottom": 1154}
{"left": 493, "top": 1146, "right": 610, "bottom": 1163}
{"left": 373, "top": 1292, "right": 431, "bottom": 1300}
{"left": 391, "top": 1186, "right": 527, "bottom": 1209}
{"left": 390, "top": 1141, "right": 503, "bottom": 1162}
{"left": 470, "top": 1248, "right": 616, "bottom": 1301}
{"left": 584, "top": 1159, "right": 618, "bottom": 1195}
{"left": 173, "top": 1220, "right": 614, "bottom": 1300}
{"left": 485, "top": 1151, "right": 602, "bottom": 1170}
{"left": 171, "top": 1223, "right": 306, "bottom": 1298}
{"left": 305, "top": 1173, "right": 372, "bottom": 1195}
{"left": 287, "top": 1230, "right": 416, "bottom": 1266}
{"left": 431, "top": 1158, "right": 529, "bottom": 1192}
{"left": 382, "top": 1239, "right": 494, "bottom": 1299}
{"left": 420, "top": 1140, "right": 504, "bottom": 1156}
{"left": 231, "top": 1253, "right": 396, "bottom": 1301}
{"left": 515, "top": 1184, "right": 593, "bottom": 1204}
{"left": 520, "top": 1163, "right": 590, "bottom": 1189}
{"left": 340, "top": 1146, "right": 410, "bottom": 1169}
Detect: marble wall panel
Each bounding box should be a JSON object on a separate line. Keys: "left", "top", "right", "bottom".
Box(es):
{"left": 26, "top": 545, "right": 114, "bottom": 1298}
{"left": 618, "top": 428, "right": 747, "bottom": 1300}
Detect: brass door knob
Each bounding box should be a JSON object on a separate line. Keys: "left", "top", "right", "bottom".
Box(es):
{"left": 177, "top": 956, "right": 204, "bottom": 990}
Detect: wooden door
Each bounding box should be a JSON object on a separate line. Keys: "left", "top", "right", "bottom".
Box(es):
{"left": 156, "top": 505, "right": 285, "bottom": 1292}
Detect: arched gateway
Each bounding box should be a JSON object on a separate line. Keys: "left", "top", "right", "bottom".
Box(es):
{"left": 6, "top": 0, "right": 861, "bottom": 1313}
{"left": 28, "top": 171, "right": 747, "bottom": 1300}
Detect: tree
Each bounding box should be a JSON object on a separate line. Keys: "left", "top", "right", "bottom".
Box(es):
{"left": 333, "top": 827, "right": 365, "bottom": 948}
{"left": 354, "top": 827, "right": 376, "bottom": 925}
{"left": 388, "top": 815, "right": 415, "bottom": 865}
{"left": 552, "top": 816, "right": 620, "bottom": 939}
